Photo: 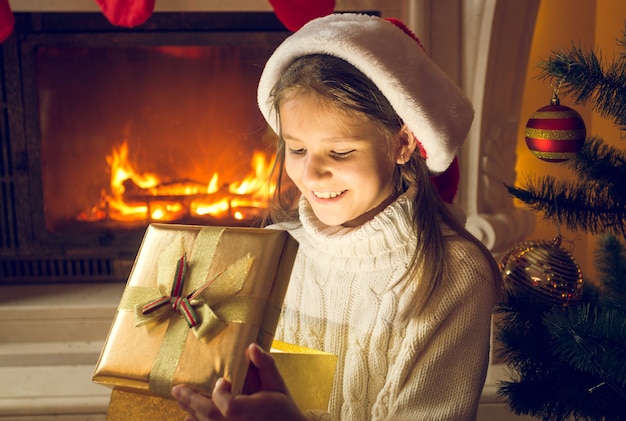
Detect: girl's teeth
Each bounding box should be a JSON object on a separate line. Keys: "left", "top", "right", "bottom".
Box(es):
{"left": 314, "top": 191, "right": 343, "bottom": 199}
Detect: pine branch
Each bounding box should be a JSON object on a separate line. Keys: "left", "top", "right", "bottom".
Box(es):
{"left": 497, "top": 287, "right": 626, "bottom": 420}
{"left": 594, "top": 235, "right": 626, "bottom": 307}
{"left": 538, "top": 37, "right": 626, "bottom": 128}
{"left": 507, "top": 136, "right": 626, "bottom": 239}
{"left": 544, "top": 303, "right": 626, "bottom": 388}
{"left": 496, "top": 290, "right": 555, "bottom": 370}
{"left": 567, "top": 137, "right": 626, "bottom": 202}
{"left": 506, "top": 176, "right": 626, "bottom": 239}
{"left": 619, "top": 22, "right": 626, "bottom": 61}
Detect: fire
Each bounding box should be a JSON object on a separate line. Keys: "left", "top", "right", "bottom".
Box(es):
{"left": 77, "top": 141, "right": 275, "bottom": 224}
{"left": 108, "top": 142, "right": 160, "bottom": 193}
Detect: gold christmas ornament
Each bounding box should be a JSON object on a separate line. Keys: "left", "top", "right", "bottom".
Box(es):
{"left": 499, "top": 235, "right": 584, "bottom": 305}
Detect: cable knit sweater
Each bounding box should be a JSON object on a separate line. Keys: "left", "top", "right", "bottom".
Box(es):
{"left": 271, "top": 191, "right": 497, "bottom": 421}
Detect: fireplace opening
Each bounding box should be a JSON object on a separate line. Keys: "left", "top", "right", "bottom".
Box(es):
{"left": 0, "top": 12, "right": 290, "bottom": 283}
{"left": 39, "top": 44, "right": 277, "bottom": 231}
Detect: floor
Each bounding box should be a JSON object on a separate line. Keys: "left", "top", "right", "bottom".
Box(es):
{"left": 0, "top": 282, "right": 535, "bottom": 420}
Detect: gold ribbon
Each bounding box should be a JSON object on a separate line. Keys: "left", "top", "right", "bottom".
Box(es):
{"left": 117, "top": 226, "right": 269, "bottom": 397}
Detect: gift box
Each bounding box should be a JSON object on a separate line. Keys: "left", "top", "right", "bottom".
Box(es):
{"left": 270, "top": 340, "right": 337, "bottom": 411}
{"left": 93, "top": 223, "right": 299, "bottom": 398}
{"left": 105, "top": 340, "right": 337, "bottom": 420}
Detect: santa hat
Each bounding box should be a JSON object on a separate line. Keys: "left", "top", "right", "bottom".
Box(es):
{"left": 257, "top": 13, "right": 474, "bottom": 178}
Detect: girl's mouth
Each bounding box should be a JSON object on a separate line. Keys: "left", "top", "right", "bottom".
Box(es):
{"left": 312, "top": 190, "right": 346, "bottom": 199}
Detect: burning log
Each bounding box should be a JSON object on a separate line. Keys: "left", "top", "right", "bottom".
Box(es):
{"left": 77, "top": 141, "right": 273, "bottom": 225}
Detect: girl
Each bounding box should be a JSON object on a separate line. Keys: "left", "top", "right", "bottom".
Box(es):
{"left": 172, "top": 13, "right": 501, "bottom": 421}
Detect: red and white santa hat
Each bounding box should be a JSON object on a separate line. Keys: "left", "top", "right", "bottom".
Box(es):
{"left": 257, "top": 13, "right": 474, "bottom": 176}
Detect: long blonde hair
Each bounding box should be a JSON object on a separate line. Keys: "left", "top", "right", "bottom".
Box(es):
{"left": 263, "top": 54, "right": 501, "bottom": 315}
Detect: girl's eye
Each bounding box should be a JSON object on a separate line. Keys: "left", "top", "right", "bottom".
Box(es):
{"left": 331, "top": 150, "right": 355, "bottom": 159}
{"left": 288, "top": 147, "right": 306, "bottom": 155}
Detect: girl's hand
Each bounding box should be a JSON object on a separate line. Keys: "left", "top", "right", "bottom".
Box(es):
{"left": 171, "top": 343, "right": 308, "bottom": 421}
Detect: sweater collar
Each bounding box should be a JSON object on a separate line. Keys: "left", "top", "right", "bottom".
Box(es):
{"left": 286, "top": 189, "right": 417, "bottom": 268}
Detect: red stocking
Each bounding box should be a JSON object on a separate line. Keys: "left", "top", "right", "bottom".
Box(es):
{"left": 94, "top": 0, "right": 155, "bottom": 28}
{"left": 0, "top": 0, "right": 14, "bottom": 43}
{"left": 268, "top": 0, "right": 335, "bottom": 31}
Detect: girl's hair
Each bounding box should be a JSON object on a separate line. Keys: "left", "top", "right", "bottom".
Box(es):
{"left": 264, "top": 54, "right": 501, "bottom": 315}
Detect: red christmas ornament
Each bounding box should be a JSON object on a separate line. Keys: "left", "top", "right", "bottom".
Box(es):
{"left": 524, "top": 93, "right": 586, "bottom": 162}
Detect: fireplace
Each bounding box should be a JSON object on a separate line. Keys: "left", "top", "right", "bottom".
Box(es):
{"left": 0, "top": 12, "right": 290, "bottom": 283}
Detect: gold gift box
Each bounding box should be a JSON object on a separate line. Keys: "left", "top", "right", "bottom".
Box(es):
{"left": 105, "top": 340, "right": 337, "bottom": 420}
{"left": 271, "top": 340, "right": 337, "bottom": 412}
{"left": 93, "top": 223, "right": 299, "bottom": 398}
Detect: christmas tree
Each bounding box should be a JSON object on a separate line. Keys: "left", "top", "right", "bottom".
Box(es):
{"left": 496, "top": 24, "right": 626, "bottom": 421}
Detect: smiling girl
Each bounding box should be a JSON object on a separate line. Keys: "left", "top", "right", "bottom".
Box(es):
{"left": 280, "top": 90, "right": 404, "bottom": 228}
{"left": 172, "top": 13, "right": 501, "bottom": 421}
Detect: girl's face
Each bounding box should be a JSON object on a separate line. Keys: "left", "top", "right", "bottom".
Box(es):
{"left": 279, "top": 93, "right": 406, "bottom": 227}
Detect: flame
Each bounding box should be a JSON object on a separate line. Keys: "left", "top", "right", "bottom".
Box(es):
{"left": 229, "top": 152, "right": 272, "bottom": 194}
{"left": 77, "top": 140, "right": 275, "bottom": 223}
{"left": 108, "top": 142, "right": 159, "bottom": 194}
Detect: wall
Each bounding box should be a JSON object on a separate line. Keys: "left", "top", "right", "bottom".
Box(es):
{"left": 515, "top": 0, "right": 626, "bottom": 281}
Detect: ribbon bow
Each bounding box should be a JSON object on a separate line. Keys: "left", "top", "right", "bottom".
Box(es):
{"left": 132, "top": 232, "right": 254, "bottom": 341}
{"left": 141, "top": 254, "right": 200, "bottom": 328}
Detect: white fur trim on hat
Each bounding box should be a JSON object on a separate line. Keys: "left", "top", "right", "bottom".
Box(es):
{"left": 257, "top": 13, "right": 474, "bottom": 174}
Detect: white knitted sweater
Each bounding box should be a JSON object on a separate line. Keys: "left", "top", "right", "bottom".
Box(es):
{"left": 272, "top": 191, "right": 497, "bottom": 421}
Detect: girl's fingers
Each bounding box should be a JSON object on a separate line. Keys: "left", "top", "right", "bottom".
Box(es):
{"left": 212, "top": 377, "right": 299, "bottom": 420}
{"left": 172, "top": 344, "right": 294, "bottom": 420}
{"left": 247, "top": 343, "right": 288, "bottom": 393}
{"left": 172, "top": 384, "right": 224, "bottom": 421}
{"left": 211, "top": 377, "right": 238, "bottom": 417}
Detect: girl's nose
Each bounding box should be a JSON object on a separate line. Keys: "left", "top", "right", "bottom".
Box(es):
{"left": 301, "top": 154, "right": 331, "bottom": 183}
